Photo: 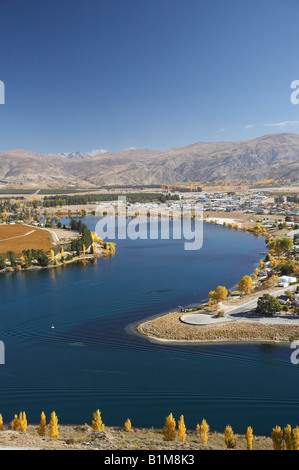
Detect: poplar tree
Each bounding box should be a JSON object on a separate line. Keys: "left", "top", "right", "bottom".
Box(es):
{"left": 49, "top": 411, "right": 59, "bottom": 438}
{"left": 92, "top": 409, "right": 105, "bottom": 432}
{"left": 271, "top": 425, "right": 283, "bottom": 450}
{"left": 177, "top": 415, "right": 186, "bottom": 443}
{"left": 224, "top": 425, "right": 236, "bottom": 449}
{"left": 284, "top": 424, "right": 292, "bottom": 451}
{"left": 199, "top": 419, "right": 209, "bottom": 445}
{"left": 38, "top": 412, "right": 47, "bottom": 437}
{"left": 124, "top": 419, "right": 132, "bottom": 432}
{"left": 18, "top": 412, "right": 27, "bottom": 434}
{"left": 246, "top": 426, "right": 253, "bottom": 450}
{"left": 293, "top": 427, "right": 299, "bottom": 450}
{"left": 162, "top": 413, "right": 176, "bottom": 441}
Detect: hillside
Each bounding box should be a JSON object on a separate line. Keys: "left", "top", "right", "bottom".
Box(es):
{"left": 0, "top": 133, "right": 298, "bottom": 187}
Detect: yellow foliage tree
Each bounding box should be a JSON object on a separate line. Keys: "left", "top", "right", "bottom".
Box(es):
{"left": 214, "top": 286, "right": 228, "bottom": 303}
{"left": 50, "top": 249, "right": 55, "bottom": 262}
{"left": 199, "top": 419, "right": 209, "bottom": 445}
{"left": 271, "top": 425, "right": 283, "bottom": 450}
{"left": 162, "top": 413, "right": 176, "bottom": 441}
{"left": 92, "top": 409, "right": 105, "bottom": 432}
{"left": 38, "top": 412, "right": 47, "bottom": 437}
{"left": 18, "top": 412, "right": 27, "bottom": 434}
{"left": 11, "top": 414, "right": 19, "bottom": 430}
{"left": 0, "top": 414, "right": 3, "bottom": 431}
{"left": 224, "top": 425, "right": 236, "bottom": 449}
{"left": 209, "top": 290, "right": 217, "bottom": 304}
{"left": 246, "top": 426, "right": 253, "bottom": 450}
{"left": 124, "top": 419, "right": 132, "bottom": 432}
{"left": 293, "top": 427, "right": 299, "bottom": 450}
{"left": 284, "top": 424, "right": 292, "bottom": 450}
{"left": 237, "top": 275, "right": 254, "bottom": 296}
{"left": 177, "top": 415, "right": 186, "bottom": 443}
{"left": 49, "top": 411, "right": 59, "bottom": 438}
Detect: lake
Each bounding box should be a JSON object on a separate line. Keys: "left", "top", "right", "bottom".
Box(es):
{"left": 0, "top": 217, "right": 298, "bottom": 436}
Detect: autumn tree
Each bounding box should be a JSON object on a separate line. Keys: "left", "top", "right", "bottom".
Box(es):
{"left": 237, "top": 275, "right": 254, "bottom": 296}
{"left": 293, "top": 427, "right": 299, "bottom": 450}
{"left": 198, "top": 419, "right": 209, "bottom": 445}
{"left": 271, "top": 425, "right": 283, "bottom": 450}
{"left": 124, "top": 419, "right": 132, "bottom": 432}
{"left": 267, "top": 275, "right": 279, "bottom": 287}
{"left": 284, "top": 424, "right": 292, "bottom": 450}
{"left": 11, "top": 414, "right": 19, "bottom": 431}
{"left": 162, "top": 413, "right": 176, "bottom": 441}
{"left": 208, "top": 290, "right": 217, "bottom": 305}
{"left": 224, "top": 425, "right": 236, "bottom": 449}
{"left": 16, "top": 412, "right": 27, "bottom": 434}
{"left": 214, "top": 286, "right": 228, "bottom": 303}
{"left": 246, "top": 426, "right": 253, "bottom": 450}
{"left": 49, "top": 411, "right": 59, "bottom": 438}
{"left": 92, "top": 409, "right": 105, "bottom": 432}
{"left": 38, "top": 412, "right": 47, "bottom": 437}
{"left": 177, "top": 415, "right": 186, "bottom": 443}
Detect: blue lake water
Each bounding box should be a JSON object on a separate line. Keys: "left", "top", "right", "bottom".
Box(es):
{"left": 0, "top": 217, "right": 298, "bottom": 435}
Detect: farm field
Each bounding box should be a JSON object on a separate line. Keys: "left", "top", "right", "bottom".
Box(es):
{"left": 0, "top": 224, "right": 55, "bottom": 256}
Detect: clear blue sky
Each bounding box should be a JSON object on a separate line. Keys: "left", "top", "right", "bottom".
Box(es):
{"left": 1, "top": 0, "right": 299, "bottom": 154}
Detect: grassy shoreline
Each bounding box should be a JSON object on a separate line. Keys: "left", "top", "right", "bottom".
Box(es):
{"left": 136, "top": 285, "right": 299, "bottom": 345}
{"left": 0, "top": 423, "right": 277, "bottom": 450}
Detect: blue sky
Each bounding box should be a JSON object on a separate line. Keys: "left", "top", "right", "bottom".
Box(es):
{"left": 1, "top": 0, "right": 299, "bottom": 154}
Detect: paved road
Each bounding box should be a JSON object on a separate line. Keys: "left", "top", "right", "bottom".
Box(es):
{"left": 181, "top": 287, "right": 298, "bottom": 326}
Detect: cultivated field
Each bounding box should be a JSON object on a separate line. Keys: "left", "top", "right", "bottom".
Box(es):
{"left": 0, "top": 224, "right": 55, "bottom": 256}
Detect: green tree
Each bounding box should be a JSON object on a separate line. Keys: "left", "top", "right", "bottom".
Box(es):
{"left": 256, "top": 294, "right": 282, "bottom": 316}
{"left": 7, "top": 251, "right": 16, "bottom": 267}
{"left": 0, "top": 255, "right": 6, "bottom": 270}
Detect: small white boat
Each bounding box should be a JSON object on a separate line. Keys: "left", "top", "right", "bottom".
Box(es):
{"left": 51, "top": 324, "right": 55, "bottom": 329}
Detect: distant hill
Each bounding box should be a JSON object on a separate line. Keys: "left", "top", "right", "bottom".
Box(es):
{"left": 0, "top": 133, "right": 298, "bottom": 187}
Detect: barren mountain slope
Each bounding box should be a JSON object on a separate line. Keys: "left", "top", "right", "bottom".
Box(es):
{"left": 0, "top": 133, "right": 298, "bottom": 187}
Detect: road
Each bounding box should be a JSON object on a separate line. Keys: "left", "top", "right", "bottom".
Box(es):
{"left": 181, "top": 287, "right": 298, "bottom": 326}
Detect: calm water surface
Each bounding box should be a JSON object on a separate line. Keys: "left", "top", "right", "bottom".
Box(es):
{"left": 0, "top": 218, "right": 298, "bottom": 435}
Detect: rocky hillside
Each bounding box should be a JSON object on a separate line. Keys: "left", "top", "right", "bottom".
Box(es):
{"left": 0, "top": 133, "right": 298, "bottom": 187}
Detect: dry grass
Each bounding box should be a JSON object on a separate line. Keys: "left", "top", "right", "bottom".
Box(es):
{"left": 137, "top": 312, "right": 299, "bottom": 344}
{"left": 0, "top": 224, "right": 55, "bottom": 256}
{"left": 0, "top": 424, "right": 275, "bottom": 450}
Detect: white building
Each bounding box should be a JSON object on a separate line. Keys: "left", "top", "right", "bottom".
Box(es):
{"left": 278, "top": 276, "right": 297, "bottom": 287}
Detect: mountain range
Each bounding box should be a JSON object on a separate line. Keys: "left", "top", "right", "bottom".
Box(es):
{"left": 0, "top": 132, "right": 298, "bottom": 188}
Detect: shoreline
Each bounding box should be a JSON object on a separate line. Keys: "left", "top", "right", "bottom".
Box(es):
{"left": 134, "top": 214, "right": 298, "bottom": 345}
{"left": 135, "top": 284, "right": 299, "bottom": 346}
{"left": 0, "top": 423, "right": 276, "bottom": 450}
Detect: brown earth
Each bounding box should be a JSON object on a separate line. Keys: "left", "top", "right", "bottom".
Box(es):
{"left": 0, "top": 224, "right": 55, "bottom": 256}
